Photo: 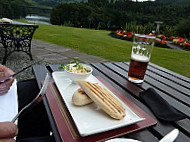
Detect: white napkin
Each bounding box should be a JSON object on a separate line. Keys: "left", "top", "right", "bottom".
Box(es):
{"left": 0, "top": 80, "right": 18, "bottom": 122}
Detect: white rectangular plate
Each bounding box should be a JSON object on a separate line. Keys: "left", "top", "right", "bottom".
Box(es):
{"left": 52, "top": 71, "right": 145, "bottom": 137}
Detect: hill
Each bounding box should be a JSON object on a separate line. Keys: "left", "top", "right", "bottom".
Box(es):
{"left": 0, "top": 0, "right": 52, "bottom": 18}
{"left": 26, "top": 0, "right": 87, "bottom": 7}
{"left": 156, "top": 0, "right": 190, "bottom": 6}
{"left": 0, "top": 0, "right": 30, "bottom": 18}
{"left": 26, "top": 0, "right": 190, "bottom": 7}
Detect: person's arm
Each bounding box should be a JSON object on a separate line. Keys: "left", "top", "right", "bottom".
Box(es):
{"left": 0, "top": 138, "right": 16, "bottom": 142}
{"left": 0, "top": 122, "right": 18, "bottom": 142}
{"left": 0, "top": 65, "right": 15, "bottom": 96}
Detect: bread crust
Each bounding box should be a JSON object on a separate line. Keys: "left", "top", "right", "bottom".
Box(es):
{"left": 77, "top": 81, "right": 126, "bottom": 120}
{"left": 72, "top": 88, "right": 93, "bottom": 106}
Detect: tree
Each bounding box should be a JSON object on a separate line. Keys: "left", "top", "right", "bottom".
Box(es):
{"left": 0, "top": 0, "right": 30, "bottom": 19}
{"left": 50, "top": 0, "right": 190, "bottom": 35}
{"left": 88, "top": 0, "right": 109, "bottom": 7}
{"left": 176, "top": 18, "right": 190, "bottom": 38}
{"left": 161, "top": 24, "right": 176, "bottom": 37}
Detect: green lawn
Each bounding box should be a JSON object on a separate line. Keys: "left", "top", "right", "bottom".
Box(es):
{"left": 33, "top": 24, "right": 190, "bottom": 78}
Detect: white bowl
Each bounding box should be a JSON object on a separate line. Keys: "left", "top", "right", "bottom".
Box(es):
{"left": 64, "top": 63, "right": 93, "bottom": 83}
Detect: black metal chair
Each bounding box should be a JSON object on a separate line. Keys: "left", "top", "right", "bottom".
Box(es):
{"left": 0, "top": 23, "right": 38, "bottom": 65}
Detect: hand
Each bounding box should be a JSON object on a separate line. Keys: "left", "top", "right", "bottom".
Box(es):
{"left": 0, "top": 122, "right": 18, "bottom": 142}
{"left": 0, "top": 138, "right": 16, "bottom": 142}
{"left": 0, "top": 65, "right": 15, "bottom": 96}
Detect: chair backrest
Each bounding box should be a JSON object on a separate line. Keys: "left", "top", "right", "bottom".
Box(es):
{"left": 0, "top": 23, "right": 38, "bottom": 41}
{"left": 0, "top": 23, "right": 39, "bottom": 65}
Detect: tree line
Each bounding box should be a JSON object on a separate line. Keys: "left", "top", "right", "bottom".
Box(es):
{"left": 0, "top": 0, "right": 189, "bottom": 38}
{"left": 31, "top": 0, "right": 85, "bottom": 7}
{"left": 0, "top": 0, "right": 51, "bottom": 19}
{"left": 0, "top": 0, "right": 29, "bottom": 19}
{"left": 50, "top": 0, "right": 190, "bottom": 37}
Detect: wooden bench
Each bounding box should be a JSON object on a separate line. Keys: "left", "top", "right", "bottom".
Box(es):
{"left": 0, "top": 22, "right": 38, "bottom": 64}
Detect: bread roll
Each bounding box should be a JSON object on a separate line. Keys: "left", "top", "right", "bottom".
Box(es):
{"left": 77, "top": 80, "right": 126, "bottom": 120}
{"left": 72, "top": 88, "right": 93, "bottom": 106}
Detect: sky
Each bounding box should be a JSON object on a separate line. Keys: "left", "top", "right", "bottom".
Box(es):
{"left": 133, "top": 0, "right": 155, "bottom": 1}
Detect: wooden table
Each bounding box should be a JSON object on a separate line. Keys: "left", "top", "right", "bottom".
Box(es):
{"left": 0, "top": 22, "right": 38, "bottom": 64}
{"left": 33, "top": 62, "right": 190, "bottom": 142}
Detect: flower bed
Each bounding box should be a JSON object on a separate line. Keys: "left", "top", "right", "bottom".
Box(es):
{"left": 110, "top": 30, "right": 133, "bottom": 41}
{"left": 110, "top": 30, "right": 190, "bottom": 50}
{"left": 110, "top": 31, "right": 170, "bottom": 48}
{"left": 155, "top": 38, "right": 168, "bottom": 48}
{"left": 173, "top": 37, "right": 190, "bottom": 50}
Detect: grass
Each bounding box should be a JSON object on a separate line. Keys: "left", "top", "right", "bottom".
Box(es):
{"left": 33, "top": 24, "right": 190, "bottom": 78}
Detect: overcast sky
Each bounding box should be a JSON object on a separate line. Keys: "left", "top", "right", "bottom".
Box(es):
{"left": 132, "top": 0, "right": 155, "bottom": 2}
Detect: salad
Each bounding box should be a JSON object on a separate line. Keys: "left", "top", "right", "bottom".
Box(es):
{"left": 58, "top": 57, "right": 91, "bottom": 73}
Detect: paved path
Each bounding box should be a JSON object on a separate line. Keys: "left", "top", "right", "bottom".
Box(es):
{"left": 166, "top": 41, "right": 186, "bottom": 50}
{"left": 0, "top": 39, "right": 109, "bottom": 81}
{"left": 32, "top": 39, "right": 109, "bottom": 64}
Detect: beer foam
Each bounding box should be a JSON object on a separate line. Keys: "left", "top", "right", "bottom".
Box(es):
{"left": 131, "top": 54, "right": 149, "bottom": 62}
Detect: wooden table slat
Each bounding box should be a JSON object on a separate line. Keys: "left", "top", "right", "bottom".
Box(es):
{"left": 147, "top": 65, "right": 190, "bottom": 90}
{"left": 124, "top": 62, "right": 190, "bottom": 89}
{"left": 145, "top": 69, "right": 190, "bottom": 97}
{"left": 176, "top": 119, "right": 190, "bottom": 136}
{"left": 32, "top": 65, "right": 51, "bottom": 87}
{"left": 149, "top": 63, "right": 190, "bottom": 83}
{"left": 126, "top": 129, "right": 158, "bottom": 142}
{"left": 122, "top": 62, "right": 190, "bottom": 99}
{"left": 49, "top": 64, "right": 60, "bottom": 72}
{"left": 110, "top": 62, "right": 190, "bottom": 108}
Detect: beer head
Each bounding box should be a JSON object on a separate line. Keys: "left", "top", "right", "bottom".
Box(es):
{"left": 131, "top": 54, "right": 149, "bottom": 63}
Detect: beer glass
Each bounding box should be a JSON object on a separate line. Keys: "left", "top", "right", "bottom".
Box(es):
{"left": 128, "top": 34, "right": 155, "bottom": 83}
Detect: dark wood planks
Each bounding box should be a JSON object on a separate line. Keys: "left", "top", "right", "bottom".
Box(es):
{"left": 90, "top": 63, "right": 176, "bottom": 136}
{"left": 124, "top": 62, "right": 190, "bottom": 102}
{"left": 49, "top": 64, "right": 60, "bottom": 72}
{"left": 90, "top": 62, "right": 190, "bottom": 142}
{"left": 147, "top": 64, "right": 190, "bottom": 90}
{"left": 149, "top": 62, "right": 190, "bottom": 83}
{"left": 114, "top": 62, "right": 190, "bottom": 115}
{"left": 32, "top": 65, "right": 51, "bottom": 88}
{"left": 33, "top": 62, "right": 190, "bottom": 142}
{"left": 102, "top": 62, "right": 190, "bottom": 128}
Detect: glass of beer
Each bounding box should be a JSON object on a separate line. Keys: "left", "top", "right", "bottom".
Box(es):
{"left": 128, "top": 34, "right": 155, "bottom": 83}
